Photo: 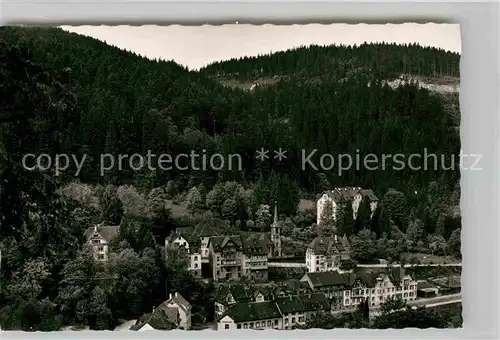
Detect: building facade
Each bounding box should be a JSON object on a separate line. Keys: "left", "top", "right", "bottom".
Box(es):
{"left": 305, "top": 235, "right": 352, "bottom": 273}
{"left": 217, "top": 292, "right": 329, "bottom": 331}
{"left": 84, "top": 223, "right": 120, "bottom": 262}
{"left": 301, "top": 267, "right": 418, "bottom": 310}
{"left": 316, "top": 187, "right": 379, "bottom": 225}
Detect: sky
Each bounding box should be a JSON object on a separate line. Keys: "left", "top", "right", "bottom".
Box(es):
{"left": 61, "top": 23, "right": 461, "bottom": 71}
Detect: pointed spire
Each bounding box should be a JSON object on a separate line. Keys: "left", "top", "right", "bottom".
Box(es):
{"left": 273, "top": 201, "right": 278, "bottom": 224}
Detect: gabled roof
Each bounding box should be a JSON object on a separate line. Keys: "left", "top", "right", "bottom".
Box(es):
{"left": 208, "top": 232, "right": 273, "bottom": 255}
{"left": 240, "top": 232, "right": 273, "bottom": 256}
{"left": 215, "top": 284, "right": 253, "bottom": 304}
{"left": 224, "top": 301, "right": 281, "bottom": 323}
{"left": 84, "top": 224, "right": 120, "bottom": 242}
{"left": 307, "top": 236, "right": 350, "bottom": 255}
{"left": 160, "top": 292, "right": 192, "bottom": 314}
{"left": 130, "top": 308, "right": 176, "bottom": 331}
{"left": 275, "top": 295, "right": 305, "bottom": 314}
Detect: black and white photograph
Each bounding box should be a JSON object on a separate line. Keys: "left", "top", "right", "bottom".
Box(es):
{"left": 0, "top": 23, "right": 462, "bottom": 332}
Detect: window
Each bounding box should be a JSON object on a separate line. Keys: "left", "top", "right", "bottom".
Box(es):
{"left": 299, "top": 317, "right": 304, "bottom": 323}
{"left": 256, "top": 322, "right": 260, "bottom": 328}
{"left": 244, "top": 324, "right": 248, "bottom": 329}
{"left": 92, "top": 239, "right": 100, "bottom": 244}
{"left": 194, "top": 263, "right": 198, "bottom": 268}
{"left": 249, "top": 322, "right": 254, "bottom": 328}
{"left": 346, "top": 291, "right": 350, "bottom": 296}
{"left": 97, "top": 254, "right": 104, "bottom": 260}
{"left": 292, "top": 317, "right": 296, "bottom": 323}
{"left": 316, "top": 260, "right": 319, "bottom": 265}
{"left": 98, "top": 246, "right": 104, "bottom": 251}
{"left": 225, "top": 324, "right": 229, "bottom": 330}
{"left": 345, "top": 299, "right": 349, "bottom": 304}
{"left": 194, "top": 256, "right": 198, "bottom": 260}
{"left": 274, "top": 320, "right": 278, "bottom": 326}
{"left": 237, "top": 324, "right": 241, "bottom": 329}
{"left": 267, "top": 321, "right": 271, "bottom": 327}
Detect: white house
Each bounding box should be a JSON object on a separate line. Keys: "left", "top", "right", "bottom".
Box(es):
{"left": 131, "top": 292, "right": 192, "bottom": 331}
{"left": 305, "top": 235, "right": 351, "bottom": 273}
{"left": 316, "top": 187, "right": 379, "bottom": 226}
{"left": 217, "top": 301, "right": 283, "bottom": 331}
{"left": 84, "top": 223, "right": 120, "bottom": 262}
{"left": 165, "top": 234, "right": 202, "bottom": 277}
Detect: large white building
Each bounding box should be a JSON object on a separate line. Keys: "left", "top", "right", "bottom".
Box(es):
{"left": 316, "top": 187, "right": 379, "bottom": 226}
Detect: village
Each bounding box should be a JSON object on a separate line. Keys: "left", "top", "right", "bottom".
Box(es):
{"left": 85, "top": 187, "right": 462, "bottom": 331}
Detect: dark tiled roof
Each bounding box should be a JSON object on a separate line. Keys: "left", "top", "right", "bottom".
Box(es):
{"left": 240, "top": 232, "right": 273, "bottom": 256}
{"left": 308, "top": 236, "right": 350, "bottom": 255}
{"left": 84, "top": 224, "right": 119, "bottom": 242}
{"left": 209, "top": 232, "right": 273, "bottom": 255}
{"left": 225, "top": 301, "right": 281, "bottom": 323}
{"left": 303, "top": 271, "right": 346, "bottom": 288}
{"left": 215, "top": 284, "right": 253, "bottom": 304}
{"left": 130, "top": 309, "right": 176, "bottom": 331}
{"left": 417, "top": 280, "right": 437, "bottom": 290}
{"left": 275, "top": 295, "right": 305, "bottom": 314}
{"left": 301, "top": 293, "right": 331, "bottom": 312}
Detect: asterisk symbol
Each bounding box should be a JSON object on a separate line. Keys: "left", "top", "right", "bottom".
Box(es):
{"left": 256, "top": 148, "right": 269, "bottom": 161}
{"left": 274, "top": 148, "right": 287, "bottom": 161}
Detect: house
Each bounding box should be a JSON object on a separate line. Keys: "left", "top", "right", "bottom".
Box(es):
{"left": 217, "top": 301, "right": 283, "bottom": 330}
{"left": 214, "top": 284, "right": 254, "bottom": 319}
{"left": 157, "top": 292, "right": 193, "bottom": 330}
{"left": 130, "top": 308, "right": 177, "bottom": 331}
{"left": 217, "top": 293, "right": 330, "bottom": 330}
{"left": 305, "top": 235, "right": 351, "bottom": 273}
{"left": 301, "top": 267, "right": 417, "bottom": 310}
{"left": 214, "top": 280, "right": 313, "bottom": 320}
{"left": 84, "top": 223, "right": 120, "bottom": 262}
{"left": 416, "top": 280, "right": 439, "bottom": 298}
{"left": 165, "top": 233, "right": 202, "bottom": 277}
{"left": 208, "top": 203, "right": 282, "bottom": 283}
{"left": 316, "top": 187, "right": 379, "bottom": 225}
{"left": 275, "top": 293, "right": 330, "bottom": 329}
{"left": 130, "top": 292, "right": 192, "bottom": 331}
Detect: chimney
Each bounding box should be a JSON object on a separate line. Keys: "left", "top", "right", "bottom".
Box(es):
{"left": 169, "top": 293, "right": 172, "bottom": 300}
{"left": 93, "top": 225, "right": 98, "bottom": 233}
{"left": 334, "top": 234, "right": 338, "bottom": 242}
{"left": 152, "top": 305, "right": 155, "bottom": 313}
{"left": 175, "top": 292, "right": 178, "bottom": 297}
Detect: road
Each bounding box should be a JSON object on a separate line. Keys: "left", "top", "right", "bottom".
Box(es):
{"left": 268, "top": 262, "right": 462, "bottom": 269}
{"left": 357, "top": 263, "right": 462, "bottom": 268}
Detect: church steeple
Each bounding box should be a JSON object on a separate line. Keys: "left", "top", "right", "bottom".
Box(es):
{"left": 273, "top": 201, "right": 278, "bottom": 224}
{"left": 270, "top": 201, "right": 282, "bottom": 258}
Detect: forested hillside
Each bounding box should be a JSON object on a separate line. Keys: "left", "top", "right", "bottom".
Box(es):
{"left": 0, "top": 26, "right": 461, "bottom": 331}
{"left": 0, "top": 27, "right": 460, "bottom": 201}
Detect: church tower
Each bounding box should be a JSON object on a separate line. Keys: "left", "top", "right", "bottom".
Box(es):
{"left": 270, "top": 201, "right": 282, "bottom": 258}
